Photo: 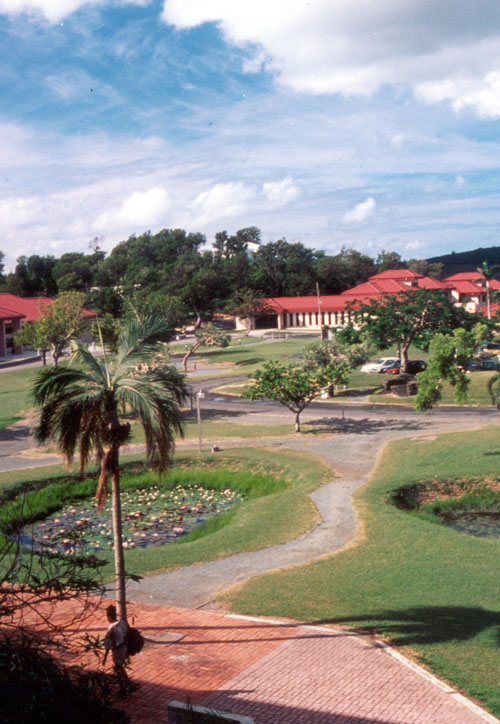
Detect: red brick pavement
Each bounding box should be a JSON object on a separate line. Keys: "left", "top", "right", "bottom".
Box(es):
{"left": 14, "top": 597, "right": 500, "bottom": 724}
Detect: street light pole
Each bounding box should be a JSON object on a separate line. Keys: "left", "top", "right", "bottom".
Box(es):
{"left": 196, "top": 390, "right": 205, "bottom": 452}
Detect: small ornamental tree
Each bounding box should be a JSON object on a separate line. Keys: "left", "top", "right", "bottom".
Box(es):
{"left": 414, "top": 324, "right": 489, "bottom": 411}
{"left": 14, "top": 320, "right": 50, "bottom": 364}
{"left": 304, "top": 337, "right": 373, "bottom": 372}
{"left": 182, "top": 323, "right": 230, "bottom": 371}
{"left": 227, "top": 289, "right": 271, "bottom": 335}
{"left": 41, "top": 291, "right": 89, "bottom": 365}
{"left": 357, "top": 288, "right": 480, "bottom": 373}
{"left": 244, "top": 360, "right": 350, "bottom": 432}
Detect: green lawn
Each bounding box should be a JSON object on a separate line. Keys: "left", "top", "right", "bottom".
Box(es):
{"left": 1, "top": 447, "right": 331, "bottom": 581}
{"left": 220, "top": 425, "right": 500, "bottom": 715}
{"left": 0, "top": 367, "right": 37, "bottom": 428}
{"left": 186, "top": 337, "right": 315, "bottom": 376}
{"left": 130, "top": 419, "right": 309, "bottom": 442}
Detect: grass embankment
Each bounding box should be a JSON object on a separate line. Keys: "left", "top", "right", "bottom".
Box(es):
{"left": 0, "top": 367, "right": 35, "bottom": 429}
{"left": 221, "top": 426, "right": 500, "bottom": 715}
{"left": 1, "top": 447, "right": 331, "bottom": 581}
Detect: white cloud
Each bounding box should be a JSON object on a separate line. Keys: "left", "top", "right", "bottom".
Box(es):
{"left": 416, "top": 71, "right": 500, "bottom": 119}
{"left": 190, "top": 181, "right": 256, "bottom": 226}
{"left": 342, "top": 197, "right": 376, "bottom": 224}
{"left": 0, "top": 0, "right": 148, "bottom": 23}
{"left": 97, "top": 186, "right": 171, "bottom": 228}
{"left": 262, "top": 177, "right": 299, "bottom": 207}
{"left": 161, "top": 0, "right": 500, "bottom": 117}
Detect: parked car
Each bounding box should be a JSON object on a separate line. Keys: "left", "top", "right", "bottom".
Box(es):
{"left": 477, "top": 342, "right": 500, "bottom": 358}
{"left": 360, "top": 357, "right": 400, "bottom": 373}
{"left": 384, "top": 360, "right": 427, "bottom": 375}
{"left": 467, "top": 357, "right": 500, "bottom": 371}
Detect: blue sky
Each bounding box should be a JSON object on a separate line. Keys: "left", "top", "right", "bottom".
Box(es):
{"left": 2, "top": 0, "right": 500, "bottom": 270}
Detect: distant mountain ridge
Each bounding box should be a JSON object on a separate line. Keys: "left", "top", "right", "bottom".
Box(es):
{"left": 427, "top": 246, "right": 500, "bottom": 277}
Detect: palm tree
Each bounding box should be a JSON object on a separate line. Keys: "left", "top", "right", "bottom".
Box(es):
{"left": 31, "top": 315, "right": 188, "bottom": 621}
{"left": 476, "top": 261, "right": 499, "bottom": 320}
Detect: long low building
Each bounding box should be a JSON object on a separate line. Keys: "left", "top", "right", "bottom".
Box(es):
{"left": 0, "top": 293, "right": 95, "bottom": 357}
{"left": 242, "top": 268, "right": 500, "bottom": 331}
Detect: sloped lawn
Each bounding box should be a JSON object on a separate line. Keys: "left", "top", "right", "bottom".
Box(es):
{"left": 221, "top": 425, "right": 500, "bottom": 716}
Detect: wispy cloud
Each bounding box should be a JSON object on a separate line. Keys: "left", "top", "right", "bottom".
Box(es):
{"left": 0, "top": 0, "right": 148, "bottom": 23}
{"left": 343, "top": 197, "right": 376, "bottom": 224}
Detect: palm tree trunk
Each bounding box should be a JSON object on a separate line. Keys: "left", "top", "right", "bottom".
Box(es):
{"left": 110, "top": 444, "right": 127, "bottom": 622}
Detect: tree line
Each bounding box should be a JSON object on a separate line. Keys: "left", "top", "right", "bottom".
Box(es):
{"left": 0, "top": 228, "right": 444, "bottom": 327}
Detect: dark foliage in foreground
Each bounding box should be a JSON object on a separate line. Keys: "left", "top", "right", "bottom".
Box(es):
{"left": 1, "top": 632, "right": 128, "bottom": 724}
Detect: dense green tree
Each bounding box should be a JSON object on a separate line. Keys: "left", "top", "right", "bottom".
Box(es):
{"left": 376, "top": 250, "right": 404, "bottom": 272}
{"left": 315, "top": 247, "right": 376, "bottom": 294}
{"left": 414, "top": 325, "right": 489, "bottom": 410}
{"left": 358, "top": 289, "right": 481, "bottom": 372}
{"left": 4, "top": 255, "right": 57, "bottom": 296}
{"left": 252, "top": 240, "right": 318, "bottom": 296}
{"left": 53, "top": 251, "right": 104, "bottom": 293}
{"left": 31, "top": 315, "right": 188, "bottom": 620}
{"left": 407, "top": 258, "right": 444, "bottom": 280}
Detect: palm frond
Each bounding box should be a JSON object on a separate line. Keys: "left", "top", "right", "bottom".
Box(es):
{"left": 115, "top": 367, "right": 187, "bottom": 472}
{"left": 114, "top": 314, "right": 174, "bottom": 375}
{"left": 69, "top": 339, "right": 109, "bottom": 385}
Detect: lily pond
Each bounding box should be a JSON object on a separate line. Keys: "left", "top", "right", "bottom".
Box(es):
{"left": 391, "top": 477, "right": 500, "bottom": 539}
{"left": 23, "top": 484, "right": 244, "bottom": 554}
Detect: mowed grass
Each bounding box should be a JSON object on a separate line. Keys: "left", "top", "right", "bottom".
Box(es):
{"left": 1, "top": 447, "right": 331, "bottom": 581}
{"left": 129, "top": 419, "right": 310, "bottom": 443}
{"left": 0, "top": 367, "right": 36, "bottom": 428}
{"left": 188, "top": 337, "right": 314, "bottom": 376}
{"left": 220, "top": 426, "right": 500, "bottom": 715}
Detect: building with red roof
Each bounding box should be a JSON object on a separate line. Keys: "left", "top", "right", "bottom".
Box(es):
{"left": 0, "top": 305, "right": 25, "bottom": 355}
{"left": 0, "top": 293, "right": 95, "bottom": 358}
{"left": 244, "top": 268, "right": 497, "bottom": 331}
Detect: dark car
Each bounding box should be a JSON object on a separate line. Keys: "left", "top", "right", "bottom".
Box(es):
{"left": 384, "top": 360, "right": 427, "bottom": 375}
{"left": 467, "top": 357, "right": 500, "bottom": 371}
{"left": 481, "top": 358, "right": 500, "bottom": 371}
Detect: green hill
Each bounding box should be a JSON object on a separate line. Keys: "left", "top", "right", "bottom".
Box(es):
{"left": 427, "top": 246, "right": 500, "bottom": 277}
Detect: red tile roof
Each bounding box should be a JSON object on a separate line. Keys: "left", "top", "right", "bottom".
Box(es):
{"left": 369, "top": 269, "right": 424, "bottom": 280}
{"left": 0, "top": 295, "right": 51, "bottom": 322}
{"left": 258, "top": 268, "right": 494, "bottom": 318}
{"left": 0, "top": 305, "right": 25, "bottom": 321}
{"left": 0, "top": 294, "right": 95, "bottom": 322}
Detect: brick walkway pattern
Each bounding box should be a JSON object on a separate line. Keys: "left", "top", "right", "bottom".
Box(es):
{"left": 65, "top": 599, "right": 499, "bottom": 724}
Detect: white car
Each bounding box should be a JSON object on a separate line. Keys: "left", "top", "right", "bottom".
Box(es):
{"left": 360, "top": 357, "right": 400, "bottom": 373}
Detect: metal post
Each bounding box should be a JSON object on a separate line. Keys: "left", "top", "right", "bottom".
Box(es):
{"left": 196, "top": 390, "right": 205, "bottom": 452}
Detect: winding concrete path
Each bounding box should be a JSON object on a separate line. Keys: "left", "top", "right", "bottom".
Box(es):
{"left": 125, "top": 396, "right": 496, "bottom": 608}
